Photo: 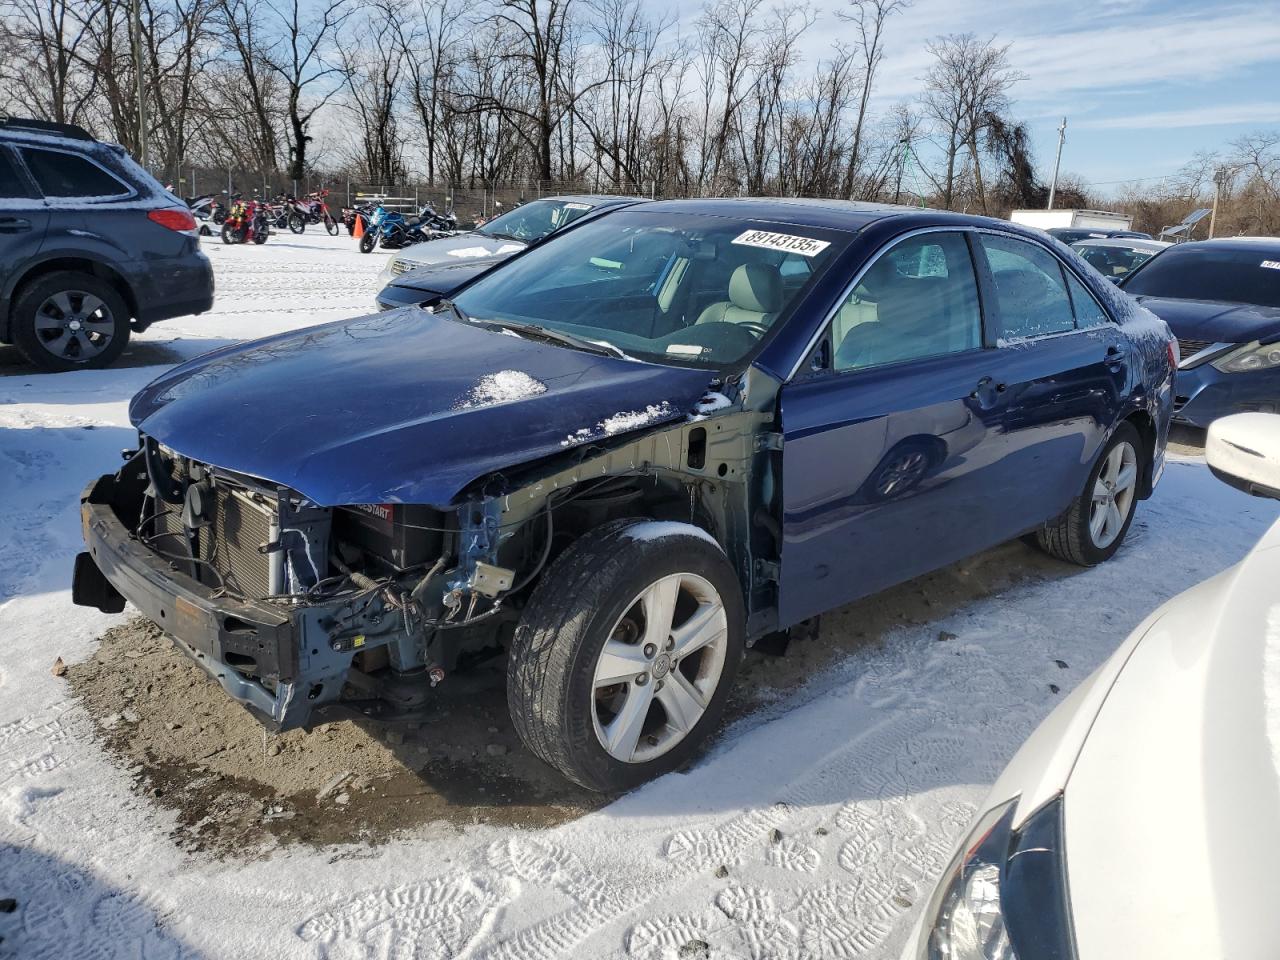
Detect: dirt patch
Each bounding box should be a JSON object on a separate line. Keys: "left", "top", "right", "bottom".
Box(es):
{"left": 68, "top": 539, "right": 1079, "bottom": 857}
{"left": 66, "top": 621, "right": 600, "bottom": 855}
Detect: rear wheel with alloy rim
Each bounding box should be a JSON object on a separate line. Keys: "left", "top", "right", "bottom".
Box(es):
{"left": 12, "top": 272, "right": 130, "bottom": 372}
{"left": 1034, "top": 421, "right": 1144, "bottom": 565}
{"left": 508, "top": 519, "right": 745, "bottom": 792}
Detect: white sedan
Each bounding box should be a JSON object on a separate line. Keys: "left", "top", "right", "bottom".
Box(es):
{"left": 906, "top": 411, "right": 1280, "bottom": 960}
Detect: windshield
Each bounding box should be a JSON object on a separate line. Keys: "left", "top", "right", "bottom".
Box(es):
{"left": 1122, "top": 245, "right": 1280, "bottom": 308}
{"left": 1074, "top": 243, "right": 1158, "bottom": 279}
{"left": 452, "top": 210, "right": 847, "bottom": 367}
{"left": 476, "top": 198, "right": 598, "bottom": 242}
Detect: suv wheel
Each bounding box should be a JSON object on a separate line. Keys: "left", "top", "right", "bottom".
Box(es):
{"left": 11, "top": 271, "right": 130, "bottom": 372}
{"left": 507, "top": 519, "right": 744, "bottom": 792}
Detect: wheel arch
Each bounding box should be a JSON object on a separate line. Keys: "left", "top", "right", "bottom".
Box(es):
{"left": 1121, "top": 407, "right": 1158, "bottom": 499}
{"left": 2, "top": 257, "right": 138, "bottom": 339}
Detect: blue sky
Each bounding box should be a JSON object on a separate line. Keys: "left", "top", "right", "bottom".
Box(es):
{"left": 684, "top": 0, "right": 1280, "bottom": 195}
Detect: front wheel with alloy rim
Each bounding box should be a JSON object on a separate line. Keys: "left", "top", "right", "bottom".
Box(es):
{"left": 507, "top": 519, "right": 745, "bottom": 792}
{"left": 1034, "top": 420, "right": 1144, "bottom": 566}
{"left": 11, "top": 271, "right": 130, "bottom": 372}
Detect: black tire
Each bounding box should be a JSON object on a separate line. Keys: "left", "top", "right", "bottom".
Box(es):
{"left": 358, "top": 229, "right": 377, "bottom": 254}
{"left": 508, "top": 518, "right": 745, "bottom": 792}
{"left": 11, "top": 271, "right": 130, "bottom": 372}
{"left": 220, "top": 222, "right": 239, "bottom": 244}
{"left": 1034, "top": 421, "right": 1143, "bottom": 566}
{"left": 288, "top": 212, "right": 305, "bottom": 234}
{"left": 252, "top": 218, "right": 269, "bottom": 244}
{"left": 324, "top": 214, "right": 339, "bottom": 236}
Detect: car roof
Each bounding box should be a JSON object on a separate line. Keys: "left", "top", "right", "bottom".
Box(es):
{"left": 1073, "top": 237, "right": 1170, "bottom": 250}
{"left": 536, "top": 194, "right": 647, "bottom": 207}
{"left": 624, "top": 196, "right": 1001, "bottom": 234}
{"left": 1190, "top": 236, "right": 1280, "bottom": 251}
{"left": 0, "top": 115, "right": 95, "bottom": 144}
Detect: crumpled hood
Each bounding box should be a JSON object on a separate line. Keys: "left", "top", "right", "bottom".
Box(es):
{"left": 1062, "top": 519, "right": 1280, "bottom": 959}
{"left": 129, "top": 309, "right": 715, "bottom": 506}
{"left": 1134, "top": 296, "right": 1280, "bottom": 345}
{"left": 396, "top": 233, "right": 526, "bottom": 267}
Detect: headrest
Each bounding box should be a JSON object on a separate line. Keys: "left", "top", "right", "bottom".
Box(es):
{"left": 729, "top": 263, "right": 783, "bottom": 314}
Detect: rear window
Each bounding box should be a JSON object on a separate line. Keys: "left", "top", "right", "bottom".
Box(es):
{"left": 1123, "top": 245, "right": 1280, "bottom": 308}
{"left": 19, "top": 147, "right": 130, "bottom": 199}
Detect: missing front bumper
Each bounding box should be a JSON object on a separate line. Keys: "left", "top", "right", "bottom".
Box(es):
{"left": 76, "top": 473, "right": 342, "bottom": 730}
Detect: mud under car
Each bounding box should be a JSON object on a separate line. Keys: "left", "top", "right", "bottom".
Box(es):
{"left": 74, "top": 199, "right": 1176, "bottom": 792}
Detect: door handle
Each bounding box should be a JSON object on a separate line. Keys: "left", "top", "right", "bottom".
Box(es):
{"left": 1105, "top": 345, "right": 1125, "bottom": 371}
{"left": 0, "top": 217, "right": 31, "bottom": 233}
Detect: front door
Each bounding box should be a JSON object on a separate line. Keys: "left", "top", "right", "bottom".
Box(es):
{"left": 777, "top": 230, "right": 1015, "bottom": 627}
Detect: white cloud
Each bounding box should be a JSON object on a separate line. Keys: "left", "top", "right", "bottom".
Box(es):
{"left": 1077, "top": 102, "right": 1280, "bottom": 130}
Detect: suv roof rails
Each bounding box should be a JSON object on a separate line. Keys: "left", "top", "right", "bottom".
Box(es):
{"left": 0, "top": 115, "right": 95, "bottom": 142}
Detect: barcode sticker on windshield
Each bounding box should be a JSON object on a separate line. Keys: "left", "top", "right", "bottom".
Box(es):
{"left": 1261, "top": 260, "right": 1280, "bottom": 270}
{"left": 564, "top": 202, "right": 592, "bottom": 211}
{"left": 732, "top": 230, "right": 830, "bottom": 257}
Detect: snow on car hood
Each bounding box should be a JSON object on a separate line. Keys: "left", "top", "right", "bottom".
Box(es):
{"left": 1062, "top": 517, "right": 1280, "bottom": 959}
{"left": 1133, "top": 296, "right": 1280, "bottom": 345}
{"left": 128, "top": 309, "right": 716, "bottom": 506}
{"left": 395, "top": 233, "right": 527, "bottom": 267}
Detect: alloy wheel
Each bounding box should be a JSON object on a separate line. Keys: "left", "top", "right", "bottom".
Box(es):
{"left": 1089, "top": 440, "right": 1138, "bottom": 548}
{"left": 592, "top": 573, "right": 728, "bottom": 763}
{"left": 32, "top": 290, "right": 115, "bottom": 363}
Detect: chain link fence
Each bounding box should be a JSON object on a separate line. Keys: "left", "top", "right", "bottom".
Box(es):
{"left": 151, "top": 164, "right": 660, "bottom": 226}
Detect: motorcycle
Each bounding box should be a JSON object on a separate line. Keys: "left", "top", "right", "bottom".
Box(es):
{"left": 186, "top": 191, "right": 230, "bottom": 235}
{"left": 287, "top": 189, "right": 340, "bottom": 236}
{"left": 220, "top": 194, "right": 270, "bottom": 245}
{"left": 358, "top": 204, "right": 408, "bottom": 253}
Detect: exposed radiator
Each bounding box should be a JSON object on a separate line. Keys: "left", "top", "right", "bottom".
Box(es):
{"left": 154, "top": 486, "right": 276, "bottom": 598}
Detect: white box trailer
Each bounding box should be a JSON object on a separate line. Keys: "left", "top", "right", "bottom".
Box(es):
{"left": 1009, "top": 209, "right": 1133, "bottom": 231}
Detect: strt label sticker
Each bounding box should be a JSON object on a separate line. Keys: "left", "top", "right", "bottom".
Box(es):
{"left": 564, "top": 202, "right": 592, "bottom": 210}
{"left": 732, "top": 229, "right": 830, "bottom": 257}
{"left": 1261, "top": 260, "right": 1280, "bottom": 270}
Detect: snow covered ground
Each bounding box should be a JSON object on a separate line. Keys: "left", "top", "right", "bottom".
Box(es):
{"left": 1, "top": 231, "right": 1277, "bottom": 959}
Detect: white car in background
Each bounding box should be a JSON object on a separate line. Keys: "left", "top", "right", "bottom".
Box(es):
{"left": 907, "top": 411, "right": 1280, "bottom": 960}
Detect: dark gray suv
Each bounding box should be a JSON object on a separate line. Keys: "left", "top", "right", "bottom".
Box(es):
{"left": 0, "top": 117, "right": 214, "bottom": 371}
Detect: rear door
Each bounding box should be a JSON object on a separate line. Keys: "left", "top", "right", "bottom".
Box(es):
{"left": 777, "top": 230, "right": 1017, "bottom": 627}
{"left": 972, "top": 233, "right": 1126, "bottom": 533}
{"left": 0, "top": 145, "right": 48, "bottom": 279}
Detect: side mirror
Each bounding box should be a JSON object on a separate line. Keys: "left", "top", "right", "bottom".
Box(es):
{"left": 1206, "top": 413, "right": 1280, "bottom": 500}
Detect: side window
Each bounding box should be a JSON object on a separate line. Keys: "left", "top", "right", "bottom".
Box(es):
{"left": 831, "top": 232, "right": 982, "bottom": 372}
{"left": 1065, "top": 270, "right": 1110, "bottom": 328}
{"left": 0, "top": 148, "right": 34, "bottom": 199}
{"left": 18, "top": 148, "right": 130, "bottom": 199}
{"left": 979, "top": 234, "right": 1075, "bottom": 339}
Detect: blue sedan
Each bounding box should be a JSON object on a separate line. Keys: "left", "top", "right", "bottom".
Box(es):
{"left": 73, "top": 199, "right": 1175, "bottom": 791}
{"left": 1121, "top": 237, "right": 1280, "bottom": 427}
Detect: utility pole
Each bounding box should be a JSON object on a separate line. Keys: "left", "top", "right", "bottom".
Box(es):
{"left": 893, "top": 138, "right": 908, "bottom": 204}
{"left": 1047, "top": 117, "right": 1066, "bottom": 210}
{"left": 131, "top": 0, "right": 147, "bottom": 166}
{"left": 1209, "top": 167, "right": 1227, "bottom": 238}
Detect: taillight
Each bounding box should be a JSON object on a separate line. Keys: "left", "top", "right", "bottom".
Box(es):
{"left": 1167, "top": 339, "right": 1179, "bottom": 369}
{"left": 147, "top": 208, "right": 196, "bottom": 232}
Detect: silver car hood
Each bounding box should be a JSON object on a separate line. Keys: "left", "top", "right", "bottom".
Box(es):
{"left": 1063, "top": 517, "right": 1280, "bottom": 959}
{"left": 394, "top": 233, "right": 526, "bottom": 267}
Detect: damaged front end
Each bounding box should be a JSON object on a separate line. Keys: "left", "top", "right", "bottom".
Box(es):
{"left": 75, "top": 437, "right": 520, "bottom": 730}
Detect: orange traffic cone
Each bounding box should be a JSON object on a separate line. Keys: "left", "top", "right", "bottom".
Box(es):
{"left": 353, "top": 214, "right": 364, "bottom": 239}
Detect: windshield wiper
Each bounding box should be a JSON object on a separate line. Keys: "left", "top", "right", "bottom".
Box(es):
{"left": 480, "top": 318, "right": 628, "bottom": 359}
{"left": 433, "top": 297, "right": 469, "bottom": 322}
{"left": 482, "top": 231, "right": 526, "bottom": 243}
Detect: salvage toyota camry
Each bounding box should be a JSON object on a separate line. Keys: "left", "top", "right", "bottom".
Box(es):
{"left": 73, "top": 199, "right": 1176, "bottom": 792}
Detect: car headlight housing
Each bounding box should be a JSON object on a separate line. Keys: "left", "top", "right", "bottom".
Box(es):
{"left": 921, "top": 795, "right": 1075, "bottom": 960}
{"left": 1211, "top": 340, "right": 1280, "bottom": 374}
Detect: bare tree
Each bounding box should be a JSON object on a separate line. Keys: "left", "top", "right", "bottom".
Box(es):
{"left": 920, "top": 33, "right": 1022, "bottom": 210}
{"left": 836, "top": 0, "right": 910, "bottom": 198}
